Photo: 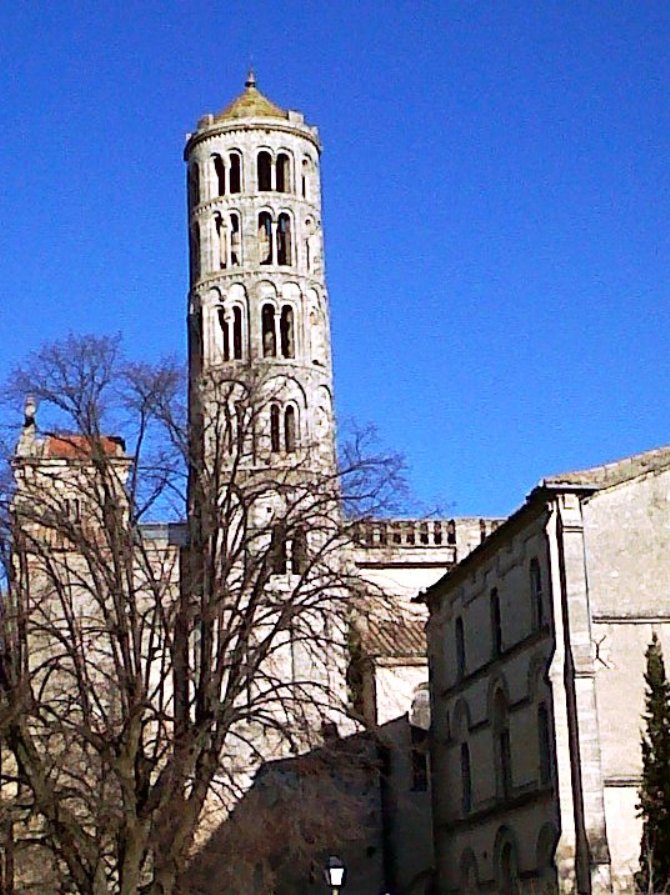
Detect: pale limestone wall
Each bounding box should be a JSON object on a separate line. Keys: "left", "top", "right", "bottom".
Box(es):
{"left": 582, "top": 468, "right": 670, "bottom": 893}
{"left": 375, "top": 662, "right": 427, "bottom": 726}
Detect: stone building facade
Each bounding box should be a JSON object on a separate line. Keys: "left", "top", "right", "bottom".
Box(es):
{"left": 7, "top": 75, "right": 506, "bottom": 895}
{"left": 425, "top": 447, "right": 670, "bottom": 895}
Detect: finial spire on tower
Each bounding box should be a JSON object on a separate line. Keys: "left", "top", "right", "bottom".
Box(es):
{"left": 245, "top": 66, "right": 256, "bottom": 89}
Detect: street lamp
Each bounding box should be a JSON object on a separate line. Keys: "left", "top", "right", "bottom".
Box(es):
{"left": 323, "top": 855, "right": 347, "bottom": 894}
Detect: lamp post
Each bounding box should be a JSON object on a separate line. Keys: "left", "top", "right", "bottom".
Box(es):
{"left": 323, "top": 855, "right": 346, "bottom": 895}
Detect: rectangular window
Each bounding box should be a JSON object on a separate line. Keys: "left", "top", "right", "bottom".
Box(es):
{"left": 455, "top": 617, "right": 466, "bottom": 680}
{"left": 491, "top": 589, "right": 502, "bottom": 658}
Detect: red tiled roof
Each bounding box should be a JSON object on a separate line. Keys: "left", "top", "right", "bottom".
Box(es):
{"left": 44, "top": 435, "right": 126, "bottom": 459}
{"left": 361, "top": 618, "right": 426, "bottom": 659}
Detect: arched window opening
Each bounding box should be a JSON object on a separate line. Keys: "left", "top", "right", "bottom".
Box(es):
{"left": 284, "top": 405, "right": 297, "bottom": 453}
{"left": 301, "top": 158, "right": 309, "bottom": 199}
{"left": 215, "top": 214, "right": 227, "bottom": 269}
{"left": 491, "top": 588, "right": 502, "bottom": 658}
{"left": 213, "top": 155, "right": 226, "bottom": 196}
{"left": 500, "top": 842, "right": 519, "bottom": 895}
{"left": 229, "top": 213, "right": 241, "bottom": 267}
{"left": 530, "top": 558, "right": 544, "bottom": 630}
{"left": 447, "top": 518, "right": 457, "bottom": 545}
{"left": 258, "top": 212, "right": 273, "bottom": 265}
{"left": 270, "top": 523, "right": 287, "bottom": 575}
{"left": 262, "top": 304, "right": 276, "bottom": 357}
{"left": 232, "top": 306, "right": 243, "bottom": 360}
{"left": 410, "top": 726, "right": 428, "bottom": 792}
{"left": 460, "top": 853, "right": 479, "bottom": 895}
{"left": 538, "top": 703, "right": 552, "bottom": 785}
{"left": 188, "top": 163, "right": 200, "bottom": 208}
{"left": 218, "top": 307, "right": 230, "bottom": 361}
{"left": 276, "top": 153, "right": 290, "bottom": 192}
{"left": 190, "top": 223, "right": 200, "bottom": 283}
{"left": 460, "top": 743, "right": 472, "bottom": 814}
{"left": 280, "top": 305, "right": 295, "bottom": 358}
{"left": 229, "top": 152, "right": 241, "bottom": 193}
{"left": 455, "top": 617, "right": 466, "bottom": 680}
{"left": 277, "top": 214, "right": 292, "bottom": 266}
{"left": 291, "top": 526, "right": 307, "bottom": 574}
{"left": 270, "top": 403, "right": 281, "bottom": 452}
{"left": 257, "top": 151, "right": 272, "bottom": 191}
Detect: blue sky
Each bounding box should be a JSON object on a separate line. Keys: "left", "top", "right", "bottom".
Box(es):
{"left": 2, "top": 2, "right": 670, "bottom": 516}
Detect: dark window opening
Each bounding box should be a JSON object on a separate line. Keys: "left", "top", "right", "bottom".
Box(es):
{"left": 455, "top": 617, "right": 466, "bottom": 680}
{"left": 280, "top": 305, "right": 295, "bottom": 358}
{"left": 257, "top": 151, "right": 272, "bottom": 191}
{"left": 213, "top": 155, "right": 225, "bottom": 196}
{"left": 218, "top": 307, "right": 230, "bottom": 361}
{"left": 190, "top": 223, "right": 200, "bottom": 283}
{"left": 270, "top": 403, "right": 281, "bottom": 453}
{"left": 410, "top": 726, "right": 428, "bottom": 792}
{"left": 232, "top": 307, "right": 243, "bottom": 360}
{"left": 491, "top": 589, "right": 502, "bottom": 658}
{"left": 301, "top": 158, "right": 309, "bottom": 199}
{"left": 277, "top": 213, "right": 292, "bottom": 266}
{"left": 500, "top": 843, "right": 519, "bottom": 895}
{"left": 258, "top": 212, "right": 272, "bottom": 265}
{"left": 229, "top": 152, "right": 241, "bottom": 193}
{"left": 291, "top": 526, "right": 307, "bottom": 574}
{"left": 230, "top": 213, "right": 240, "bottom": 267}
{"left": 262, "top": 304, "right": 276, "bottom": 357}
{"left": 447, "top": 519, "right": 457, "bottom": 545}
{"left": 276, "top": 153, "right": 290, "bottom": 192}
{"left": 284, "top": 405, "right": 297, "bottom": 452}
{"left": 189, "top": 163, "right": 200, "bottom": 208}
{"left": 270, "top": 524, "right": 287, "bottom": 575}
{"left": 215, "top": 215, "right": 226, "bottom": 269}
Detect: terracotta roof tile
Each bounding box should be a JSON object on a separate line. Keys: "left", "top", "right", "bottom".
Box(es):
{"left": 44, "top": 435, "right": 126, "bottom": 459}
{"left": 361, "top": 618, "right": 426, "bottom": 659}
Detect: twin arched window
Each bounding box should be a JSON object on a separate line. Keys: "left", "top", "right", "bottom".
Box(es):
{"left": 217, "top": 305, "right": 243, "bottom": 361}
{"left": 270, "top": 403, "right": 298, "bottom": 453}
{"left": 270, "top": 523, "right": 308, "bottom": 575}
{"left": 257, "top": 213, "right": 293, "bottom": 266}
{"left": 215, "top": 213, "right": 241, "bottom": 269}
{"left": 212, "top": 152, "right": 242, "bottom": 196}
{"left": 262, "top": 304, "right": 295, "bottom": 359}
{"left": 258, "top": 151, "right": 292, "bottom": 193}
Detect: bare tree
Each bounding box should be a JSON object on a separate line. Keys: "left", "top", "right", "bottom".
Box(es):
{"left": 0, "top": 334, "right": 404, "bottom": 895}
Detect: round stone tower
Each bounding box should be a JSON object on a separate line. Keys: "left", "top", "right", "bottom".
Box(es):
{"left": 184, "top": 71, "right": 336, "bottom": 473}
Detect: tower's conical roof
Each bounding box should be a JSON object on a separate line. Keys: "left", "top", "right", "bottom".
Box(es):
{"left": 214, "top": 70, "right": 288, "bottom": 122}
